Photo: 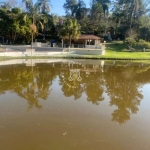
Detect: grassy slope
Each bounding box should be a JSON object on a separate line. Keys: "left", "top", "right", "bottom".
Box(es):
{"left": 100, "top": 41, "right": 150, "bottom": 59}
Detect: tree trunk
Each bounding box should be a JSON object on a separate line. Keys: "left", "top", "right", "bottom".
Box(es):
{"left": 31, "top": 17, "right": 34, "bottom": 50}
{"left": 31, "top": 32, "right": 33, "bottom": 49}
{"left": 69, "top": 36, "right": 71, "bottom": 47}
{"left": 130, "top": 0, "right": 135, "bottom": 34}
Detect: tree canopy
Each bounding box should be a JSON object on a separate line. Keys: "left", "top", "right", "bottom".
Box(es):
{"left": 0, "top": 0, "right": 150, "bottom": 44}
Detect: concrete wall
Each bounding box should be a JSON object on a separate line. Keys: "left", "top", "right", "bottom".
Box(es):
{"left": 73, "top": 49, "right": 105, "bottom": 55}
{"left": 85, "top": 45, "right": 94, "bottom": 49}
{"left": 0, "top": 51, "right": 67, "bottom": 57}
{"left": 32, "top": 42, "right": 41, "bottom": 47}
{"left": 41, "top": 43, "right": 49, "bottom": 47}
{"left": 32, "top": 42, "right": 50, "bottom": 47}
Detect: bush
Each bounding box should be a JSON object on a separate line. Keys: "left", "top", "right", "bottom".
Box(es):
{"left": 22, "top": 40, "right": 26, "bottom": 45}
{"left": 124, "top": 37, "right": 136, "bottom": 47}
{"left": 138, "top": 39, "right": 150, "bottom": 48}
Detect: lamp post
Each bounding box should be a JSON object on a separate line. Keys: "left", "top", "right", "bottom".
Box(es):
{"left": 87, "top": 39, "right": 92, "bottom": 49}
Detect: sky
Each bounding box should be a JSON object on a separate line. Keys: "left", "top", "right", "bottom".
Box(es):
{"left": 50, "top": 0, "right": 90, "bottom": 16}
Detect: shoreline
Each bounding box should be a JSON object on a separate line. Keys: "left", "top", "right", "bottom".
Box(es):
{"left": 0, "top": 55, "right": 150, "bottom": 60}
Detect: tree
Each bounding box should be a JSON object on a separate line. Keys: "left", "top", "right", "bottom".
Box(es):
{"left": 37, "top": 0, "right": 51, "bottom": 14}
{"left": 105, "top": 64, "right": 143, "bottom": 124}
{"left": 63, "top": 0, "right": 77, "bottom": 17}
{"left": 129, "top": 0, "right": 145, "bottom": 33}
{"left": 0, "top": 7, "right": 29, "bottom": 43}
{"left": 22, "top": 0, "right": 46, "bottom": 48}
{"left": 125, "top": 29, "right": 137, "bottom": 50}
{"left": 0, "top": 0, "right": 25, "bottom": 10}
{"left": 58, "top": 18, "right": 80, "bottom": 46}
{"left": 75, "top": 0, "right": 86, "bottom": 20}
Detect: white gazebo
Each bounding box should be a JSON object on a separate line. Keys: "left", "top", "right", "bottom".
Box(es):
{"left": 72, "top": 34, "right": 102, "bottom": 49}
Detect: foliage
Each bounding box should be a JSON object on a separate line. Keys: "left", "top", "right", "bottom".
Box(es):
{"left": 1, "top": 0, "right": 150, "bottom": 44}
{"left": 37, "top": 0, "right": 51, "bottom": 14}
{"left": 58, "top": 18, "right": 80, "bottom": 46}
{"left": 138, "top": 39, "right": 150, "bottom": 48}
{"left": 124, "top": 37, "right": 136, "bottom": 48}
{"left": 63, "top": 0, "right": 77, "bottom": 16}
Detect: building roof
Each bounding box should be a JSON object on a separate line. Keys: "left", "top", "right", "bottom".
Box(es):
{"left": 78, "top": 34, "right": 101, "bottom": 40}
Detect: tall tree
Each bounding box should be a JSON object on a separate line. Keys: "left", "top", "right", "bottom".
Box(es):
{"left": 96, "top": 0, "right": 111, "bottom": 33}
{"left": 58, "top": 18, "right": 80, "bottom": 46}
{"left": 75, "top": 0, "right": 86, "bottom": 20}
{"left": 63, "top": 0, "right": 77, "bottom": 17}
{"left": 22, "top": 0, "right": 46, "bottom": 47}
{"left": 37, "top": 0, "right": 51, "bottom": 14}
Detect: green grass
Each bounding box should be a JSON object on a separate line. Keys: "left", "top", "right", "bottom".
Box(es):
{"left": 101, "top": 41, "right": 150, "bottom": 59}
{"left": 106, "top": 41, "right": 128, "bottom": 52}
{"left": 102, "top": 50, "right": 150, "bottom": 59}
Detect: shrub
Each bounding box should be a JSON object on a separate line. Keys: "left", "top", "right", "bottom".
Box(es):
{"left": 124, "top": 37, "right": 136, "bottom": 47}
{"left": 138, "top": 39, "right": 150, "bottom": 48}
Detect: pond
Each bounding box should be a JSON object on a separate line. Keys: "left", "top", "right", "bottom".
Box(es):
{"left": 0, "top": 59, "right": 150, "bottom": 150}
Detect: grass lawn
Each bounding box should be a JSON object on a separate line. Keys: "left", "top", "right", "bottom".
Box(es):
{"left": 100, "top": 41, "right": 150, "bottom": 59}
{"left": 103, "top": 50, "right": 150, "bottom": 59}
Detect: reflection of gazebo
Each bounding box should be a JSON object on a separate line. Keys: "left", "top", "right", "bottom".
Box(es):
{"left": 64, "top": 34, "right": 102, "bottom": 48}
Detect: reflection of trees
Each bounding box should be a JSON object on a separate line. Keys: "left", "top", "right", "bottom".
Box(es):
{"left": 36, "top": 64, "right": 56, "bottom": 100}
{"left": 111, "top": 109, "right": 130, "bottom": 124}
{"left": 59, "top": 63, "right": 105, "bottom": 104}
{"left": 84, "top": 71, "right": 104, "bottom": 105}
{"left": 0, "top": 65, "right": 33, "bottom": 94}
{"left": 0, "top": 63, "right": 58, "bottom": 110}
{"left": 18, "top": 83, "right": 42, "bottom": 110}
{"left": 86, "top": 81, "right": 104, "bottom": 105}
{"left": 59, "top": 67, "right": 84, "bottom": 100}
{"left": 1, "top": 61, "right": 150, "bottom": 122}
{"left": 105, "top": 65, "right": 144, "bottom": 124}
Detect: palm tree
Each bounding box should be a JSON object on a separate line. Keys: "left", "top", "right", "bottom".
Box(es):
{"left": 63, "top": 0, "right": 77, "bottom": 17}
{"left": 22, "top": 0, "right": 39, "bottom": 48}
{"left": 22, "top": 0, "right": 51, "bottom": 48}
{"left": 75, "top": 0, "right": 86, "bottom": 20}
{"left": 23, "top": 0, "right": 52, "bottom": 46}
{"left": 0, "top": 1, "right": 11, "bottom": 10}
{"left": 96, "top": 0, "right": 111, "bottom": 33}
{"left": 129, "top": 0, "right": 144, "bottom": 34}
{"left": 37, "top": 0, "right": 51, "bottom": 14}
{"left": 59, "top": 18, "right": 80, "bottom": 47}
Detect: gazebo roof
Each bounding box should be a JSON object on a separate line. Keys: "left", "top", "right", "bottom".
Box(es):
{"left": 78, "top": 34, "right": 101, "bottom": 40}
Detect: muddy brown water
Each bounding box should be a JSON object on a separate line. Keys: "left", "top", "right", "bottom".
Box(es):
{"left": 0, "top": 60, "right": 150, "bottom": 150}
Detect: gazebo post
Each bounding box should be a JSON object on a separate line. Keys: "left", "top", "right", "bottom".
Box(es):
{"left": 85, "top": 40, "right": 87, "bottom": 48}
{"left": 61, "top": 39, "right": 63, "bottom": 48}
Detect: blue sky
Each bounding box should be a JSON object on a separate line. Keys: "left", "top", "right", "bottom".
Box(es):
{"left": 51, "top": 0, "right": 90, "bottom": 15}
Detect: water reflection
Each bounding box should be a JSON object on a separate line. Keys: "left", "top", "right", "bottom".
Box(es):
{"left": 59, "top": 61, "right": 105, "bottom": 103}
{"left": 0, "top": 60, "right": 150, "bottom": 123}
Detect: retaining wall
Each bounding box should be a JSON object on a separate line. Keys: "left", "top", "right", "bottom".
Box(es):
{"left": 73, "top": 49, "right": 105, "bottom": 55}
